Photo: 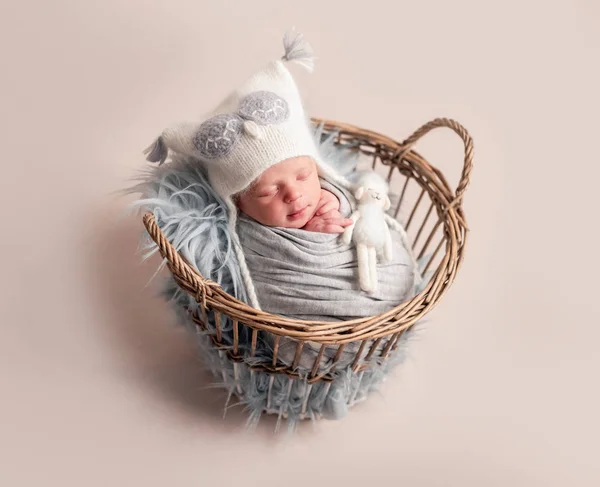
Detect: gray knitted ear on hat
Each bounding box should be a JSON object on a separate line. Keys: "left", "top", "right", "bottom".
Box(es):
{"left": 143, "top": 136, "right": 168, "bottom": 165}
{"left": 143, "top": 122, "right": 199, "bottom": 165}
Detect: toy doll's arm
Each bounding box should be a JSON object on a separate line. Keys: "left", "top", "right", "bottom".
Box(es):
{"left": 384, "top": 214, "right": 406, "bottom": 239}
{"left": 383, "top": 222, "right": 393, "bottom": 262}
{"left": 342, "top": 211, "right": 360, "bottom": 245}
{"left": 384, "top": 214, "right": 421, "bottom": 280}
{"left": 384, "top": 214, "right": 412, "bottom": 251}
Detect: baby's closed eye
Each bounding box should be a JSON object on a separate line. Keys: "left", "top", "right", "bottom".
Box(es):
{"left": 296, "top": 169, "right": 312, "bottom": 181}
{"left": 256, "top": 187, "right": 278, "bottom": 198}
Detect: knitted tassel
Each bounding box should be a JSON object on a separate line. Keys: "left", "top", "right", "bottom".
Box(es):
{"left": 143, "top": 136, "right": 168, "bottom": 165}
{"left": 282, "top": 29, "right": 315, "bottom": 72}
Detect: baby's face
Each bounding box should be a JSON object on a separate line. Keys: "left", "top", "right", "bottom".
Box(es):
{"left": 237, "top": 156, "right": 321, "bottom": 228}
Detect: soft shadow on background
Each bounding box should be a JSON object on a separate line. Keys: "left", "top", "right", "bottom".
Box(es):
{"left": 89, "top": 209, "right": 249, "bottom": 429}
{"left": 87, "top": 206, "right": 308, "bottom": 436}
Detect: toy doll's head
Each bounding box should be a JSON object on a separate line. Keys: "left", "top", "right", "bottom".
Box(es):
{"left": 353, "top": 171, "right": 391, "bottom": 210}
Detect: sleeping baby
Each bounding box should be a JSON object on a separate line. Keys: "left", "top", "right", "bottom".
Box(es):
{"left": 144, "top": 31, "right": 420, "bottom": 322}
{"left": 233, "top": 156, "right": 418, "bottom": 324}
{"left": 232, "top": 149, "right": 418, "bottom": 371}
{"left": 143, "top": 31, "right": 422, "bottom": 371}
{"left": 235, "top": 155, "right": 353, "bottom": 234}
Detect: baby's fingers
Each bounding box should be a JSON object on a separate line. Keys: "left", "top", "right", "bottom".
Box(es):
{"left": 322, "top": 224, "right": 345, "bottom": 233}
{"left": 323, "top": 215, "right": 353, "bottom": 227}
{"left": 316, "top": 200, "right": 338, "bottom": 216}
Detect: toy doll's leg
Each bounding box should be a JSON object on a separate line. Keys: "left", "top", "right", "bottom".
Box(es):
{"left": 368, "top": 246, "right": 377, "bottom": 293}
{"left": 357, "top": 243, "right": 372, "bottom": 292}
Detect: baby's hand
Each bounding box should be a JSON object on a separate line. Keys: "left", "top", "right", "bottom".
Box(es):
{"left": 314, "top": 189, "right": 340, "bottom": 217}
{"left": 303, "top": 209, "right": 353, "bottom": 233}
{"left": 303, "top": 190, "right": 353, "bottom": 233}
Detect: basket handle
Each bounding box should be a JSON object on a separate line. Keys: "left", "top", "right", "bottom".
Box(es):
{"left": 399, "top": 118, "right": 474, "bottom": 205}
{"left": 142, "top": 212, "right": 220, "bottom": 305}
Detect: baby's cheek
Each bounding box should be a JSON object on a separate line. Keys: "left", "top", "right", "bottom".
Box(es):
{"left": 269, "top": 201, "right": 287, "bottom": 225}
{"left": 311, "top": 181, "right": 323, "bottom": 204}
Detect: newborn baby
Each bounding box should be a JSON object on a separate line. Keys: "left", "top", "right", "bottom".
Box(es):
{"left": 236, "top": 155, "right": 353, "bottom": 233}
{"left": 144, "top": 31, "right": 421, "bottom": 375}
{"left": 235, "top": 152, "right": 420, "bottom": 370}
{"left": 143, "top": 30, "right": 419, "bottom": 323}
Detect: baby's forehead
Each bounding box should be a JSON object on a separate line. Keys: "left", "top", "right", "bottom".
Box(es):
{"left": 256, "top": 158, "right": 314, "bottom": 184}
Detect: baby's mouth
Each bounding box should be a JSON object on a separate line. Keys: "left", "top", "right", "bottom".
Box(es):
{"left": 288, "top": 205, "right": 309, "bottom": 220}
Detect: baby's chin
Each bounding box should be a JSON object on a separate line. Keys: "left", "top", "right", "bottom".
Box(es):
{"left": 283, "top": 217, "right": 310, "bottom": 229}
{"left": 274, "top": 214, "right": 310, "bottom": 229}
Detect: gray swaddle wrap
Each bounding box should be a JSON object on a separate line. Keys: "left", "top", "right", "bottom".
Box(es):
{"left": 237, "top": 175, "right": 419, "bottom": 369}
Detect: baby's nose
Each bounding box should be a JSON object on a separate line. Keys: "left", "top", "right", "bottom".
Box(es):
{"left": 284, "top": 187, "right": 303, "bottom": 203}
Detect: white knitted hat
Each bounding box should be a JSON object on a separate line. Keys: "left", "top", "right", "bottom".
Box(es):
{"left": 144, "top": 31, "right": 352, "bottom": 309}
{"left": 144, "top": 30, "right": 345, "bottom": 203}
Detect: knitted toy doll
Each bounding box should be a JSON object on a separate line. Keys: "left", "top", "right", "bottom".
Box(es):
{"left": 342, "top": 172, "right": 393, "bottom": 294}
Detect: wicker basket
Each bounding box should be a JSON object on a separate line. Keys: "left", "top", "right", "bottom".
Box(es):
{"left": 142, "top": 117, "right": 473, "bottom": 420}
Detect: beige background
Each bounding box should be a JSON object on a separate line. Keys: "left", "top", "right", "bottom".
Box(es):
{"left": 1, "top": 0, "right": 599, "bottom": 485}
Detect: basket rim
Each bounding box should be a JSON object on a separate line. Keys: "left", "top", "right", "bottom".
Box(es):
{"left": 142, "top": 117, "right": 473, "bottom": 344}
